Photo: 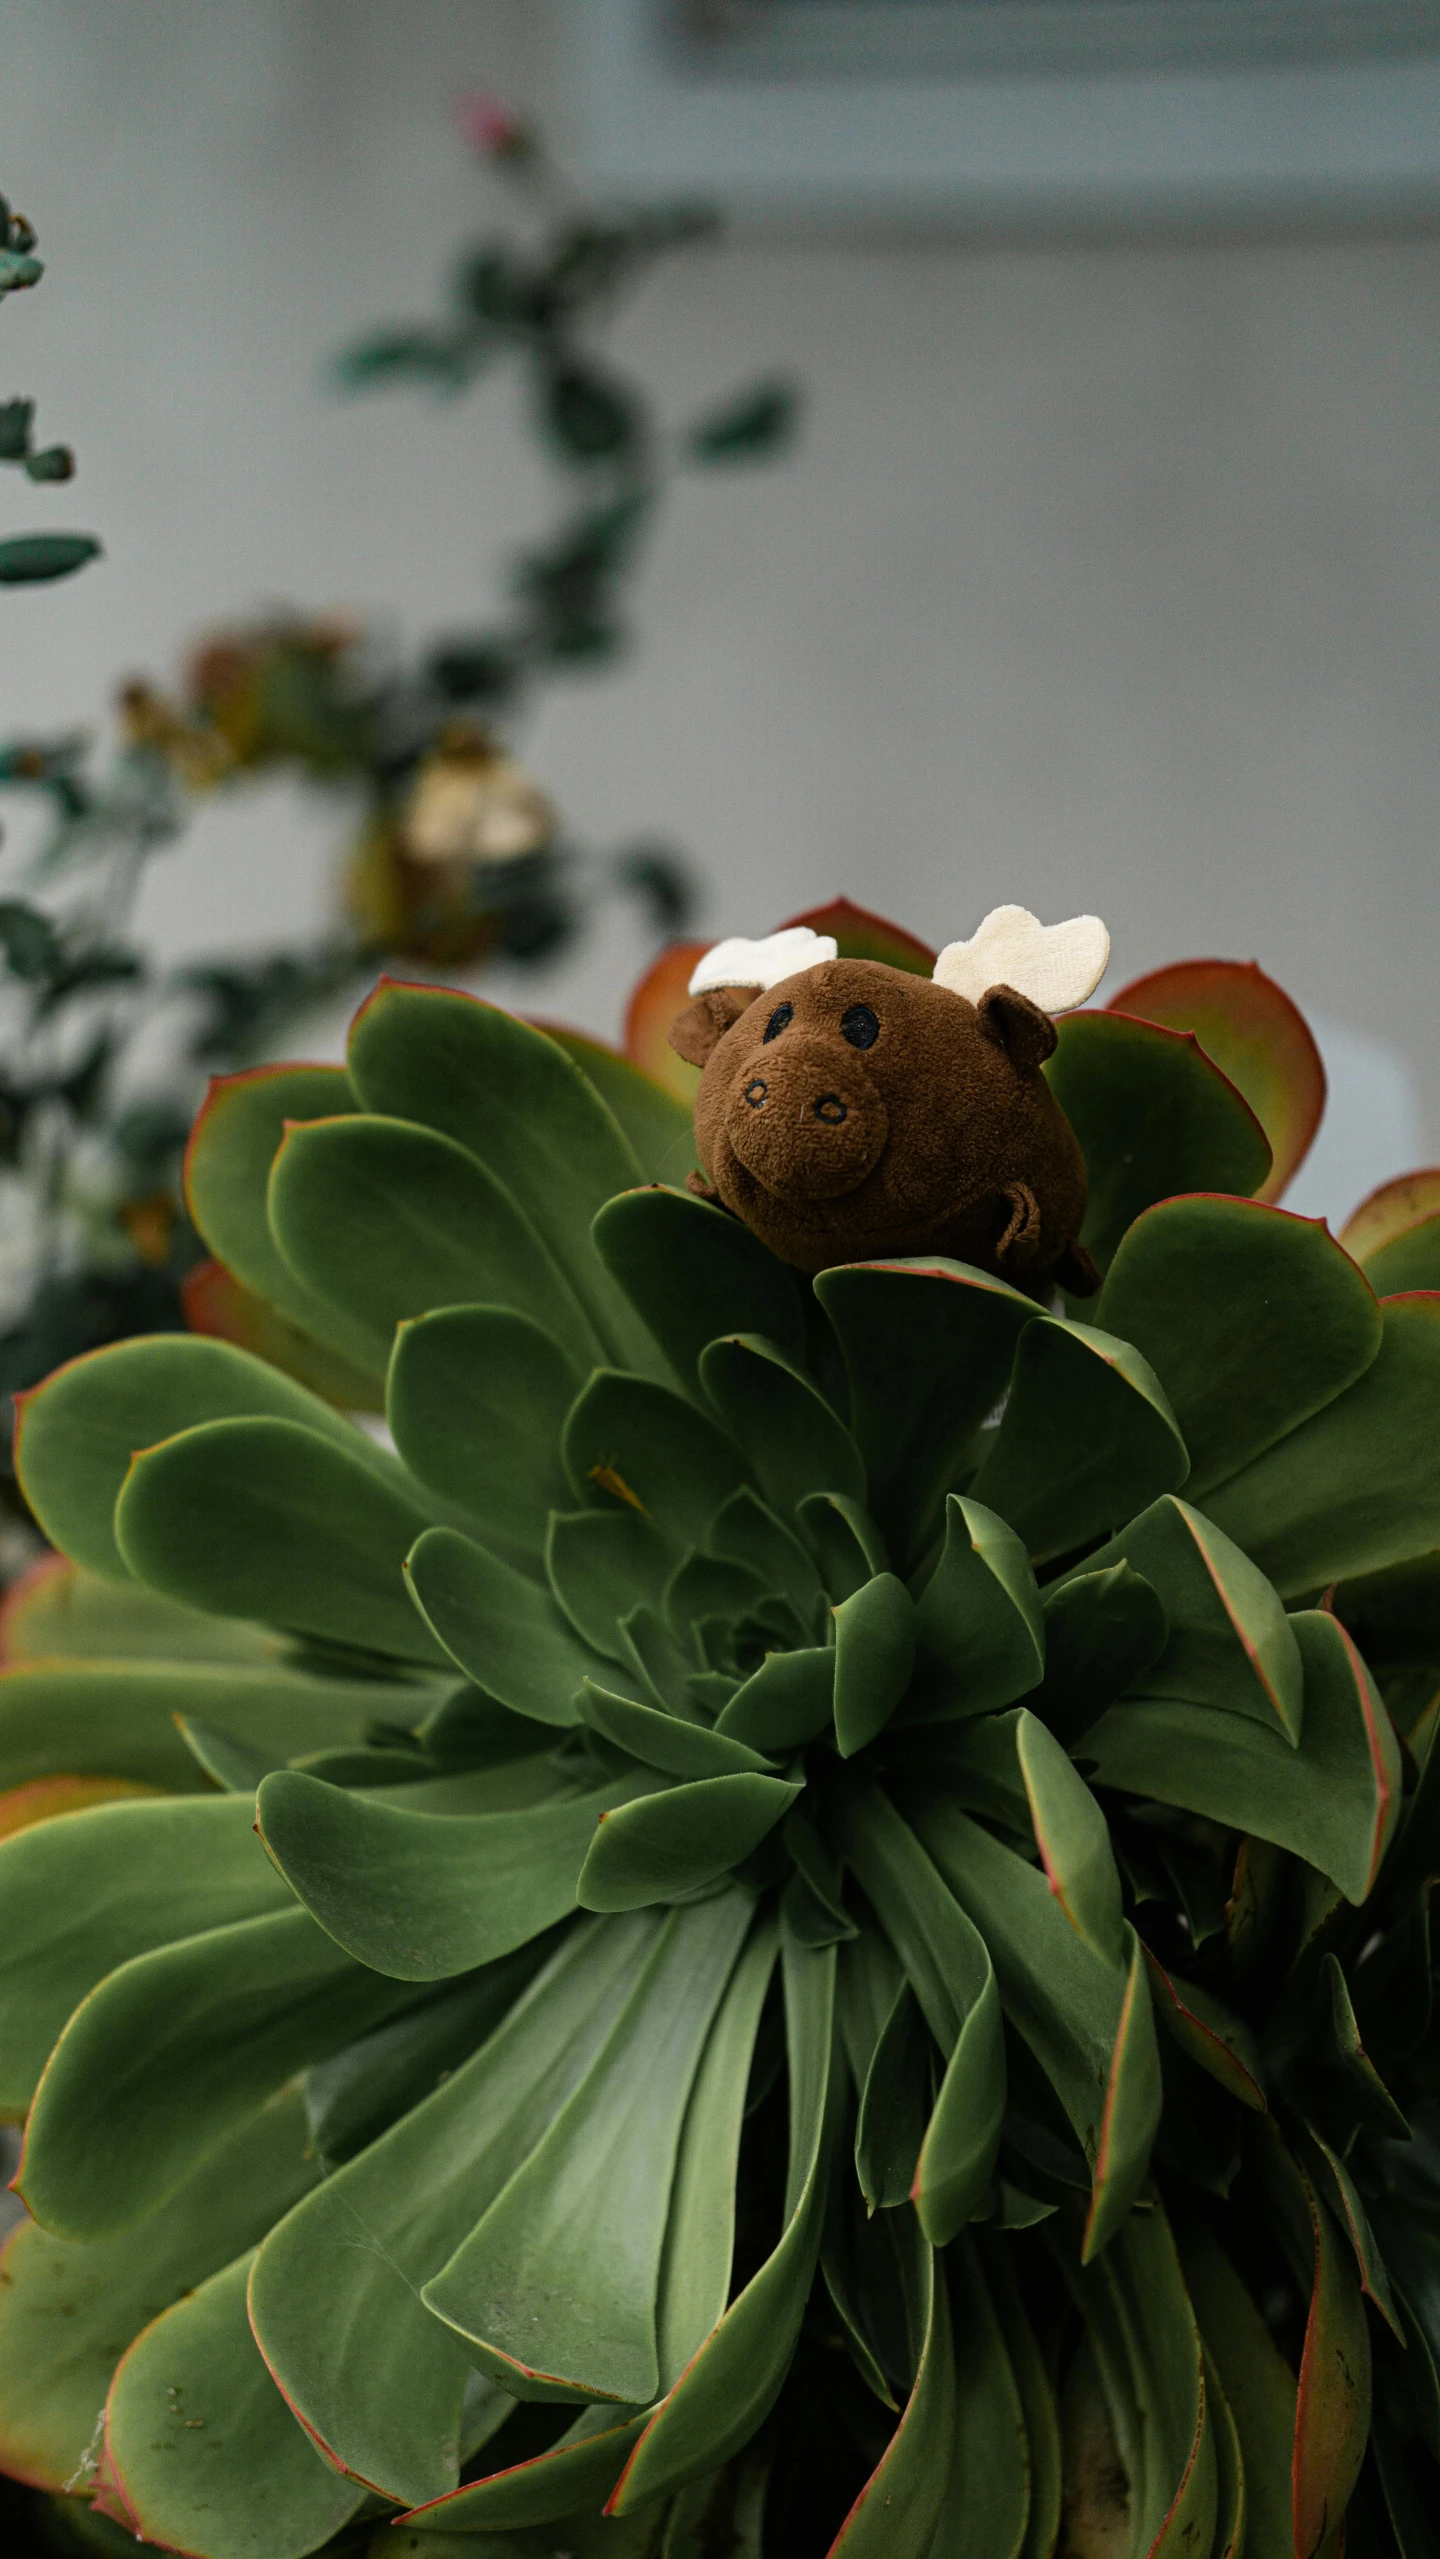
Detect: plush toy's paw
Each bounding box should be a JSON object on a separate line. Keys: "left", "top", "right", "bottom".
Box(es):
{"left": 996, "top": 1181, "right": 1044, "bottom": 1269}
{"left": 1055, "top": 1236, "right": 1102, "bottom": 1297}
{"left": 685, "top": 1167, "right": 725, "bottom": 1207}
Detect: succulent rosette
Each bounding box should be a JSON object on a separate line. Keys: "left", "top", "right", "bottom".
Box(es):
{"left": 0, "top": 907, "right": 1438, "bottom": 2558}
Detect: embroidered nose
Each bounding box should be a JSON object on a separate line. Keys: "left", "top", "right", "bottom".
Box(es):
{"left": 744, "top": 1078, "right": 768, "bottom": 1109}
{"left": 813, "top": 1095, "right": 847, "bottom": 1126}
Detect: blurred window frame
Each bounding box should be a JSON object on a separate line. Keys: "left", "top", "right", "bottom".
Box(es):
{"left": 569, "top": 0, "right": 1440, "bottom": 228}
{"left": 664, "top": 2, "right": 1440, "bottom": 83}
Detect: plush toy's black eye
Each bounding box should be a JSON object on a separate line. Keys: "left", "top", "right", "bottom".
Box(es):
{"left": 841, "top": 1004, "right": 880, "bottom": 1050}
{"left": 762, "top": 1003, "right": 793, "bottom": 1042}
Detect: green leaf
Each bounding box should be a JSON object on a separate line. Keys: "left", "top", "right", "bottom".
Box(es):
{"left": 0, "top": 532, "right": 100, "bottom": 582}
{"left": 1313, "top": 1950, "right": 1411, "bottom": 2142}
{"left": 542, "top": 354, "right": 642, "bottom": 463}
{"left": 268, "top": 1112, "right": 601, "bottom": 1377}
{"left": 248, "top": 1917, "right": 657, "bottom": 2505}
{"left": 908, "top": 1800, "right": 1158, "bottom": 2237}
{"left": 184, "top": 1063, "right": 381, "bottom": 1379}
{"left": 969, "top": 1316, "right": 1189, "bottom": 1562}
{"left": 105, "top": 2250, "right": 366, "bottom": 2558}
{"left": 1045, "top": 1008, "right": 1271, "bottom": 1274}
{"left": 538, "top": 1023, "right": 696, "bottom": 1186}
{"left": 782, "top": 1806, "right": 857, "bottom": 1947}
{"left": 419, "top": 1688, "right": 562, "bottom": 1777}
{"left": 18, "top": 1905, "right": 422, "bottom": 2239}
{"left": 1343, "top": 1168, "right": 1440, "bottom": 1269}
{"left": 0, "top": 896, "right": 61, "bottom": 980}
{"left": 984, "top": 2236, "right": 1063, "bottom": 2559}
{"left": 304, "top": 1951, "right": 557, "bottom": 2168}
{"left": 592, "top": 1185, "right": 807, "bottom": 1395}
{"left": 1014, "top": 1709, "right": 1124, "bottom": 1966}
{"left": 1017, "top": 1564, "right": 1167, "bottom": 1746}
{"left": 1278, "top": 2141, "right": 1373, "bottom": 2559}
{"left": 910, "top": 1711, "right": 1032, "bottom": 1837}
{"left": 387, "top": 1306, "right": 580, "bottom": 1554}
{"left": 901, "top": 1496, "right": 1043, "bottom": 1724}
{"left": 0, "top": 1658, "right": 392, "bottom": 1792}
{"left": 420, "top": 1893, "right": 753, "bottom": 2405}
{"left": 403, "top": 2406, "right": 647, "bottom": 2532}
{"left": 408, "top": 1522, "right": 608, "bottom": 1717}
{"left": 1080, "top": 2202, "right": 1217, "bottom": 2551}
{"left": 828, "top": 2226, "right": 955, "bottom": 2555}
{"left": 1078, "top": 1609, "right": 1401, "bottom": 1902}
{"left": 699, "top": 1333, "right": 866, "bottom": 1518}
{"left": 562, "top": 1366, "right": 751, "bottom": 1547}
{"left": 833, "top": 1571, "right": 916, "bottom": 1757}
{"left": 1206, "top": 1295, "right": 1440, "bottom": 1596}
{"left": 796, "top": 1489, "right": 889, "bottom": 1602}
{"left": 1178, "top": 2229, "right": 1295, "bottom": 2559}
{"left": 1085, "top": 1927, "right": 1165, "bottom": 2262}
{"left": 0, "top": 2094, "right": 318, "bottom": 2495}
{"left": 715, "top": 1648, "right": 835, "bottom": 1751}
{"left": 577, "top": 1773, "right": 799, "bottom": 1910}
{"left": 836, "top": 1924, "right": 904, "bottom": 2092}
{"left": 1107, "top": 953, "right": 1326, "bottom": 1203}
{"left": 1096, "top": 1194, "right": 1382, "bottom": 1497}
{"left": 256, "top": 1766, "right": 642, "bottom": 1977}
{"left": 664, "top": 1547, "right": 769, "bottom": 1637}
{"left": 347, "top": 982, "right": 657, "bottom": 1373}
{"left": 0, "top": 1793, "right": 291, "bottom": 2116}
{"left": 610, "top": 1930, "right": 842, "bottom": 2509}
{"left": 387, "top": 2509, "right": 657, "bottom": 2559}
{"left": 617, "top": 1602, "right": 703, "bottom": 1716}
{"left": 686, "top": 378, "right": 799, "bottom": 463}
{"left": 819, "top": 2176, "right": 916, "bottom": 2409}
{"left": 115, "top": 1415, "right": 448, "bottom": 1664}
{"left": 578, "top": 1681, "right": 773, "bottom": 1778}
{"left": 1361, "top": 1217, "right": 1440, "bottom": 1295}
{"left": 1142, "top": 1950, "right": 1266, "bottom": 2111}
{"left": 814, "top": 1259, "right": 1040, "bottom": 1569}
{"left": 855, "top": 1981, "right": 932, "bottom": 2213}
{"left": 656, "top": 1917, "right": 778, "bottom": 2384}
{"left": 0, "top": 1557, "right": 282, "bottom": 1667}
{"left": 707, "top": 1485, "right": 826, "bottom": 1624}
{"left": 837, "top": 1784, "right": 1004, "bottom": 2243}
{"left": 1083, "top": 1494, "right": 1303, "bottom": 1743}
{"left": 1304, "top": 2123, "right": 1404, "bottom": 2338}
{"left": 0, "top": 397, "right": 33, "bottom": 457}
{"left": 925, "top": 2238, "right": 1032, "bottom": 2559}
{"left": 15, "top": 1332, "right": 378, "bottom": 1584}
{"left": 23, "top": 443, "right": 75, "bottom": 483}
{"left": 547, "top": 1512, "right": 674, "bottom": 1659}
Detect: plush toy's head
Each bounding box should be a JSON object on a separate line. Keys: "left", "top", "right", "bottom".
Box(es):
{"left": 668, "top": 905, "right": 1109, "bottom": 1290}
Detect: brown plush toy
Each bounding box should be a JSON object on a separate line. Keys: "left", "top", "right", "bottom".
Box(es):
{"left": 668, "top": 906, "right": 1109, "bottom": 1293}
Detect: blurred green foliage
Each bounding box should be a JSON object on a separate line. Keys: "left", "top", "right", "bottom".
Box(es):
{"left": 0, "top": 193, "right": 97, "bottom": 586}
{"left": 0, "top": 122, "right": 801, "bottom": 1563}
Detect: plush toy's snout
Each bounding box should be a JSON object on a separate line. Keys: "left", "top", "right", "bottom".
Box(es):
{"left": 668, "top": 909, "right": 1109, "bottom": 1293}
{"left": 723, "top": 1014, "right": 889, "bottom": 1201}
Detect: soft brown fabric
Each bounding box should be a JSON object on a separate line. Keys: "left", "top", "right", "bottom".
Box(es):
{"left": 668, "top": 956, "right": 1099, "bottom": 1292}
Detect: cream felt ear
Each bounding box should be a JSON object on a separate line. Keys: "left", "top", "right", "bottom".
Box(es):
{"left": 933, "top": 906, "right": 1110, "bottom": 1016}
{"left": 687, "top": 927, "right": 839, "bottom": 998}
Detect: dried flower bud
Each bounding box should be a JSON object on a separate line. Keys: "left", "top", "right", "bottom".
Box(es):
{"left": 402, "top": 728, "right": 554, "bottom": 866}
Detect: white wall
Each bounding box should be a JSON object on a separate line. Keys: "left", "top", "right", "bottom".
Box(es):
{"left": 1, "top": 0, "right": 1438, "bottom": 1194}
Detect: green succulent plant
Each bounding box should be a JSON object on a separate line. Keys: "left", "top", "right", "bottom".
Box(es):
{"left": 1, "top": 914, "right": 1439, "bottom": 2559}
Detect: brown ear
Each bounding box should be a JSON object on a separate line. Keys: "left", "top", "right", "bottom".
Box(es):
{"left": 977, "top": 984, "right": 1057, "bottom": 1075}
{"left": 668, "top": 986, "right": 756, "bottom": 1068}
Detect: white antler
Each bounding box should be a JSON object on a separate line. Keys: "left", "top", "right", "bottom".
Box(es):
{"left": 933, "top": 905, "right": 1109, "bottom": 1016}
{"left": 688, "top": 927, "right": 838, "bottom": 998}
